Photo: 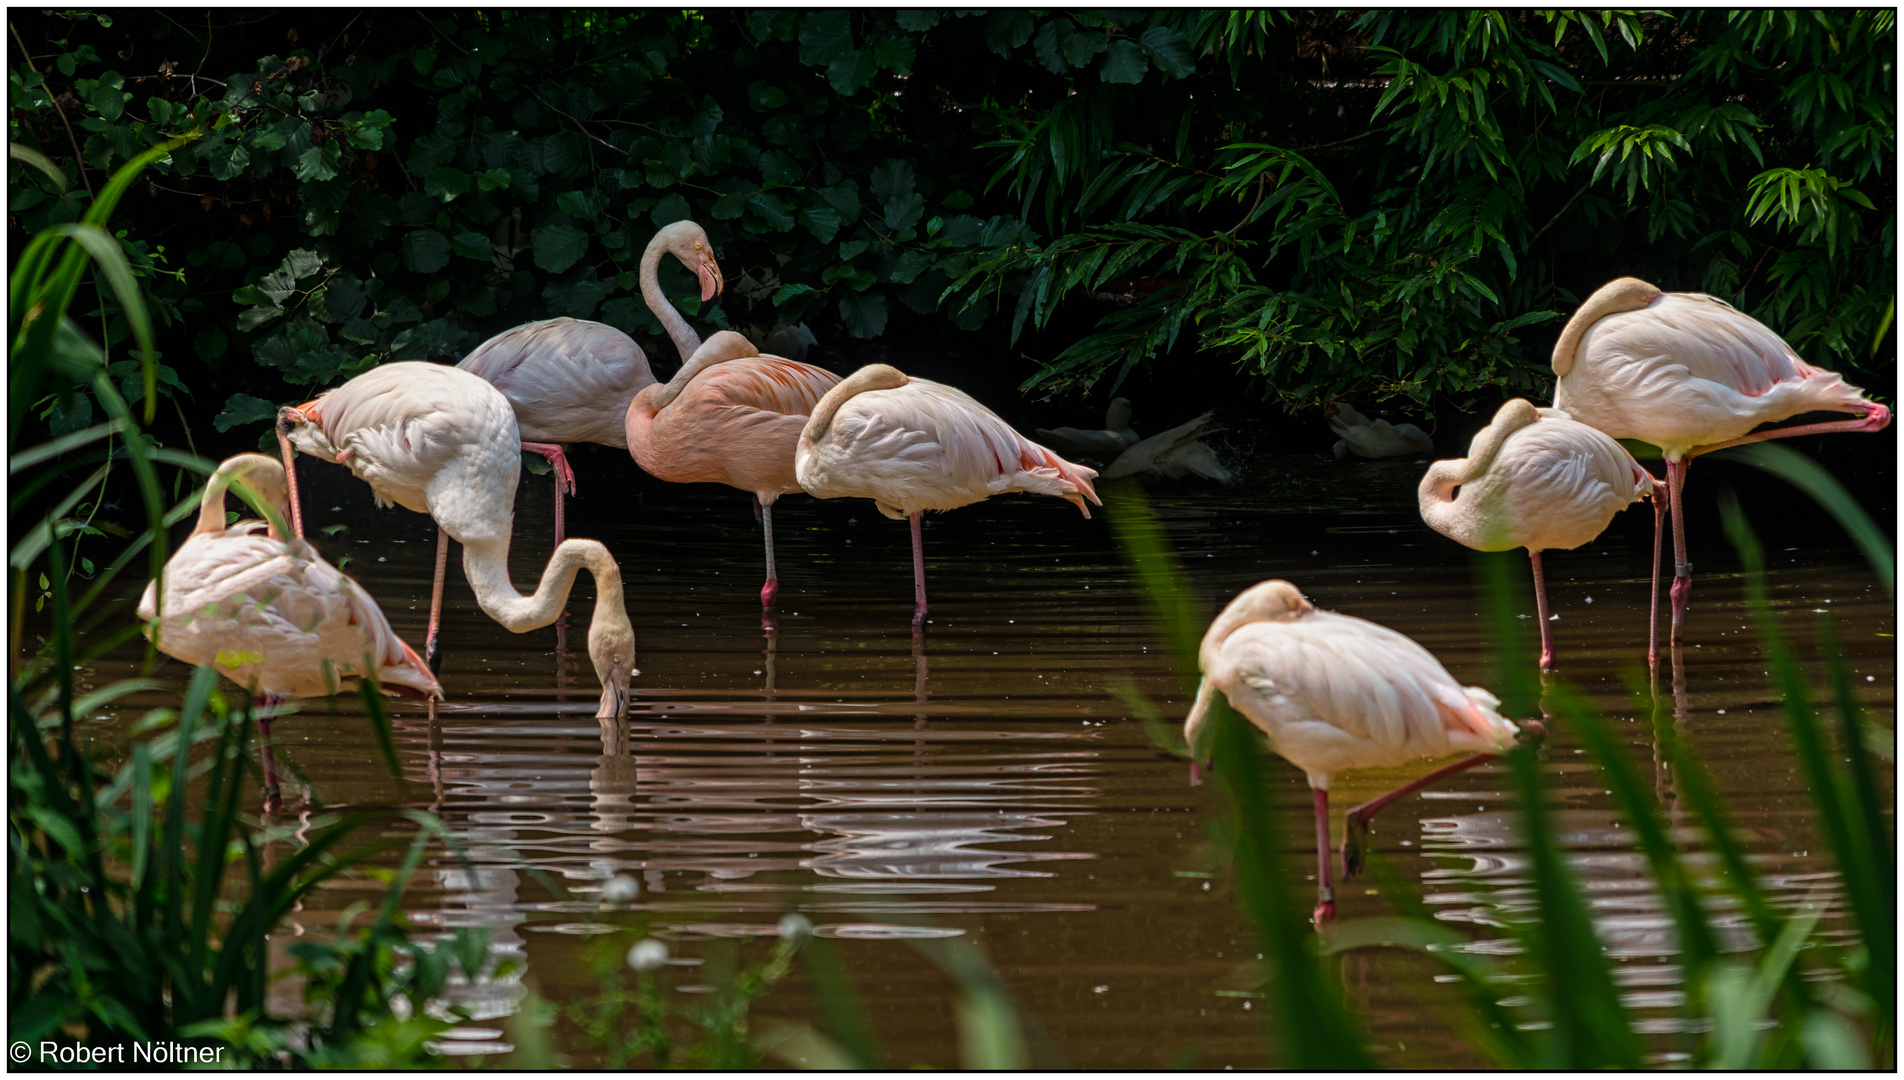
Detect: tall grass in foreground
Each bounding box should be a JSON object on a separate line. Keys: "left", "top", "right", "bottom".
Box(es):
{"left": 1105, "top": 476, "right": 1892, "bottom": 1069}
{"left": 9, "top": 139, "right": 483, "bottom": 1067}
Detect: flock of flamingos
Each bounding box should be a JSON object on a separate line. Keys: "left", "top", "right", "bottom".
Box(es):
{"left": 138, "top": 220, "right": 1889, "bottom": 924}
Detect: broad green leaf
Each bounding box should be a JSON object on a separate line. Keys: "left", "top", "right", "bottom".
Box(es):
{"left": 838, "top": 290, "right": 888, "bottom": 338}
{"left": 401, "top": 230, "right": 452, "bottom": 274}
{"left": 1100, "top": 40, "right": 1148, "bottom": 84}
{"left": 213, "top": 393, "right": 277, "bottom": 432}
{"left": 532, "top": 221, "right": 589, "bottom": 273}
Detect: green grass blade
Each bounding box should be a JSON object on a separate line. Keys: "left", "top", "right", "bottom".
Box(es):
{"left": 797, "top": 937, "right": 885, "bottom": 1068}
{"left": 129, "top": 743, "right": 153, "bottom": 889}
{"left": 1708, "top": 443, "right": 1893, "bottom": 596}
{"left": 357, "top": 668, "right": 407, "bottom": 785}
{"left": 6, "top": 419, "right": 126, "bottom": 473}
{"left": 1816, "top": 616, "right": 1894, "bottom": 1024}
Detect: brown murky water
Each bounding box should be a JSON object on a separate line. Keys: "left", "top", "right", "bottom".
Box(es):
{"left": 70, "top": 433, "right": 1894, "bottom": 1068}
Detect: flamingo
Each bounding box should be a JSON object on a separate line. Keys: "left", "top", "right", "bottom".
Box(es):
{"left": 1327, "top": 401, "right": 1434, "bottom": 460}
{"left": 138, "top": 453, "right": 442, "bottom": 811}
{"left": 624, "top": 330, "right": 841, "bottom": 609}
{"left": 1036, "top": 397, "right": 1139, "bottom": 457}
{"left": 794, "top": 364, "right": 1101, "bottom": 630}
{"left": 1183, "top": 580, "right": 1524, "bottom": 925}
{"left": 1101, "top": 411, "right": 1232, "bottom": 482}
{"left": 274, "top": 361, "right": 636, "bottom": 718}
{"left": 1551, "top": 277, "right": 1891, "bottom": 645}
{"left": 455, "top": 220, "right": 726, "bottom": 545}
{"left": 1419, "top": 398, "right": 1658, "bottom": 670}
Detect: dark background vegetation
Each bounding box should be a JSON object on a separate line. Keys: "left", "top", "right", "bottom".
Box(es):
{"left": 9, "top": 8, "right": 1894, "bottom": 474}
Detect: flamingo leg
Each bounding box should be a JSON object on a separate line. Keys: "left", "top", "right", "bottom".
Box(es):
{"left": 1666, "top": 457, "right": 1691, "bottom": 646}
{"left": 909, "top": 512, "right": 928, "bottom": 631}
{"left": 1313, "top": 786, "right": 1337, "bottom": 925}
{"left": 425, "top": 526, "right": 449, "bottom": 677}
{"left": 1529, "top": 549, "right": 1554, "bottom": 671}
{"left": 760, "top": 499, "right": 779, "bottom": 609}
{"left": 1648, "top": 483, "right": 1665, "bottom": 669}
{"left": 521, "top": 442, "right": 576, "bottom": 547}
{"left": 1687, "top": 401, "right": 1892, "bottom": 457}
{"left": 276, "top": 430, "right": 305, "bottom": 539}
{"left": 1340, "top": 753, "right": 1499, "bottom": 879}
{"left": 257, "top": 694, "right": 285, "bottom": 813}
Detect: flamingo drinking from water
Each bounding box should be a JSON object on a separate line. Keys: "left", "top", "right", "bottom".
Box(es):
{"left": 1550, "top": 277, "right": 1891, "bottom": 646}
{"left": 1184, "top": 580, "right": 1524, "bottom": 925}
{"left": 794, "top": 363, "right": 1101, "bottom": 630}
{"left": 624, "top": 330, "right": 841, "bottom": 610}
{"left": 139, "top": 453, "right": 442, "bottom": 811}
{"left": 275, "top": 362, "right": 636, "bottom": 719}
{"left": 455, "top": 221, "right": 726, "bottom": 545}
{"left": 1419, "top": 398, "right": 1658, "bottom": 670}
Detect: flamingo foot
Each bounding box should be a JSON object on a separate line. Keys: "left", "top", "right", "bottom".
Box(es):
{"left": 263, "top": 786, "right": 283, "bottom": 815}
{"left": 1188, "top": 759, "right": 1209, "bottom": 786}
{"left": 1519, "top": 718, "right": 1548, "bottom": 746}
{"left": 1313, "top": 890, "right": 1337, "bottom": 927}
{"left": 761, "top": 577, "right": 779, "bottom": 608}
{"left": 1539, "top": 645, "right": 1555, "bottom": 672}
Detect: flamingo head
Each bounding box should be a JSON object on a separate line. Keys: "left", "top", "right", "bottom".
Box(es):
{"left": 588, "top": 618, "right": 638, "bottom": 721}
{"left": 1227, "top": 580, "right": 1316, "bottom": 625}
{"left": 658, "top": 220, "right": 725, "bottom": 302}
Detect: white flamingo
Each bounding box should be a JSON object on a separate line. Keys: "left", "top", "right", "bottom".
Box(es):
{"left": 1551, "top": 277, "right": 1891, "bottom": 645}
{"left": 795, "top": 364, "right": 1101, "bottom": 629}
{"left": 1328, "top": 401, "right": 1435, "bottom": 459}
{"left": 139, "top": 453, "right": 441, "bottom": 811}
{"left": 1185, "top": 580, "right": 1524, "bottom": 925}
{"left": 275, "top": 362, "right": 636, "bottom": 719}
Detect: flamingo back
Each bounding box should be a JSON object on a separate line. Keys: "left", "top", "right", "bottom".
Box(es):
{"left": 1555, "top": 292, "right": 1872, "bottom": 453}
{"left": 797, "top": 377, "right": 1101, "bottom": 517}
{"left": 626, "top": 354, "right": 842, "bottom": 499}
{"left": 1204, "top": 609, "right": 1516, "bottom": 787}
{"left": 1425, "top": 410, "right": 1649, "bottom": 553}
{"left": 457, "top": 318, "right": 655, "bottom": 447}
{"left": 140, "top": 522, "right": 442, "bottom": 700}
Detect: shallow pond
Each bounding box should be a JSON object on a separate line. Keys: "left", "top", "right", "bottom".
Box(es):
{"left": 73, "top": 429, "right": 1894, "bottom": 1068}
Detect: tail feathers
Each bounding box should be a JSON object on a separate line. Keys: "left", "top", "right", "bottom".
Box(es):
{"left": 382, "top": 637, "right": 445, "bottom": 700}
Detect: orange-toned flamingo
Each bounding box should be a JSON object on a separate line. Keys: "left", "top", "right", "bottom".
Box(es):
{"left": 1551, "top": 277, "right": 1890, "bottom": 645}
{"left": 1419, "top": 398, "right": 1659, "bottom": 669}
{"left": 1185, "top": 580, "right": 1524, "bottom": 925}
{"left": 624, "top": 330, "right": 841, "bottom": 609}
{"left": 139, "top": 453, "right": 441, "bottom": 811}
{"left": 795, "top": 363, "right": 1100, "bottom": 629}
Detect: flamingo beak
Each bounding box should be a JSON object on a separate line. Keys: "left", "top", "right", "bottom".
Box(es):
{"left": 698, "top": 254, "right": 724, "bottom": 302}
{"left": 595, "top": 660, "right": 633, "bottom": 721}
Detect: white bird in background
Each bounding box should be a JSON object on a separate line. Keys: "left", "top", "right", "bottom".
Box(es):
{"left": 1184, "top": 580, "right": 1523, "bottom": 925}
{"left": 1036, "top": 396, "right": 1140, "bottom": 457}
{"left": 455, "top": 220, "right": 726, "bottom": 544}
{"left": 1102, "top": 411, "right": 1232, "bottom": 482}
{"left": 1419, "top": 398, "right": 1658, "bottom": 669}
{"left": 276, "top": 362, "right": 636, "bottom": 720}
{"left": 1551, "top": 276, "right": 1891, "bottom": 647}
{"left": 1327, "top": 401, "right": 1435, "bottom": 460}
{"left": 140, "top": 453, "right": 441, "bottom": 811}
{"left": 796, "top": 363, "right": 1102, "bottom": 630}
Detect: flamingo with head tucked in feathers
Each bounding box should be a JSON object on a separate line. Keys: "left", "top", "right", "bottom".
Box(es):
{"left": 275, "top": 361, "right": 636, "bottom": 719}
{"left": 454, "top": 220, "right": 725, "bottom": 545}
{"left": 1419, "top": 398, "right": 1659, "bottom": 670}
{"left": 624, "top": 330, "right": 842, "bottom": 610}
{"left": 1550, "top": 277, "right": 1891, "bottom": 648}
{"left": 1185, "top": 580, "right": 1526, "bottom": 926}
{"left": 794, "top": 363, "right": 1101, "bottom": 630}
{"left": 139, "top": 453, "right": 442, "bottom": 811}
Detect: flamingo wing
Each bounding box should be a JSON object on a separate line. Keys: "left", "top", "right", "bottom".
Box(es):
{"left": 458, "top": 318, "right": 654, "bottom": 447}
{"left": 697, "top": 355, "right": 841, "bottom": 416}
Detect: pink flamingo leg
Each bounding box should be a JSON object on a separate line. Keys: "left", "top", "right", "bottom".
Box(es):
{"left": 1666, "top": 457, "right": 1691, "bottom": 646}
{"left": 425, "top": 526, "right": 449, "bottom": 676}
{"left": 909, "top": 512, "right": 928, "bottom": 631}
{"left": 1313, "top": 787, "right": 1336, "bottom": 925}
{"left": 276, "top": 430, "right": 305, "bottom": 539}
{"left": 1529, "top": 549, "right": 1554, "bottom": 671}
{"left": 520, "top": 442, "right": 576, "bottom": 547}
{"left": 1687, "top": 401, "right": 1892, "bottom": 457}
{"left": 1648, "top": 481, "right": 1665, "bottom": 668}
{"left": 257, "top": 694, "right": 285, "bottom": 813}
{"left": 760, "top": 498, "right": 779, "bottom": 609}
{"left": 1340, "top": 753, "right": 1500, "bottom": 880}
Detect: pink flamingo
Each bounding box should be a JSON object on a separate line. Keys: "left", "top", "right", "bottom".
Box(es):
{"left": 1419, "top": 398, "right": 1659, "bottom": 670}
{"left": 275, "top": 361, "right": 636, "bottom": 717}
{"left": 1551, "top": 277, "right": 1891, "bottom": 645}
{"left": 1184, "top": 580, "right": 1523, "bottom": 925}
{"left": 455, "top": 221, "right": 725, "bottom": 545}
{"left": 139, "top": 453, "right": 442, "bottom": 811}
{"left": 794, "top": 363, "right": 1101, "bottom": 629}
{"left": 624, "top": 331, "right": 841, "bottom": 609}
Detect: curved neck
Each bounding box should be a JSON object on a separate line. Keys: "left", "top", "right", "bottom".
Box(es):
{"left": 649, "top": 332, "right": 757, "bottom": 410}
{"left": 1418, "top": 401, "right": 1538, "bottom": 530}
{"left": 642, "top": 234, "right": 702, "bottom": 362}
{"left": 804, "top": 365, "right": 907, "bottom": 444}
{"left": 1552, "top": 277, "right": 1661, "bottom": 376}
{"left": 460, "top": 536, "right": 628, "bottom": 636}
